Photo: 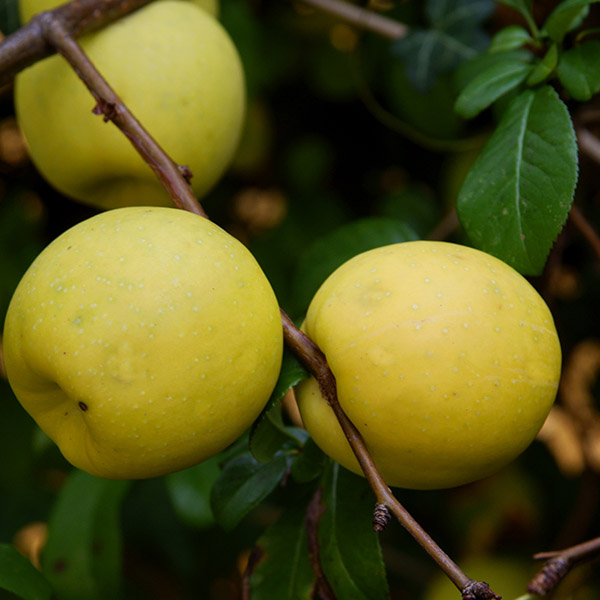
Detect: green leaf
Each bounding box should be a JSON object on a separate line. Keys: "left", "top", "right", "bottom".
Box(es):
{"left": 250, "top": 403, "right": 307, "bottom": 465}
{"left": 250, "top": 348, "right": 309, "bottom": 463}
{"left": 0, "top": 544, "right": 52, "bottom": 600}
{"left": 526, "top": 43, "right": 558, "bottom": 85}
{"left": 557, "top": 40, "right": 600, "bottom": 100}
{"left": 319, "top": 465, "right": 390, "bottom": 600}
{"left": 455, "top": 60, "right": 532, "bottom": 118}
{"left": 544, "top": 0, "right": 599, "bottom": 42}
{"left": 393, "top": 0, "right": 494, "bottom": 92}
{"left": 164, "top": 457, "right": 220, "bottom": 529}
{"left": 249, "top": 500, "right": 315, "bottom": 600}
{"left": 211, "top": 451, "right": 289, "bottom": 531}
{"left": 489, "top": 25, "right": 532, "bottom": 53}
{"left": 41, "top": 471, "right": 130, "bottom": 600}
{"left": 291, "top": 438, "right": 329, "bottom": 484}
{"left": 454, "top": 48, "right": 533, "bottom": 91}
{"left": 292, "top": 217, "right": 418, "bottom": 316}
{"left": 457, "top": 86, "right": 578, "bottom": 275}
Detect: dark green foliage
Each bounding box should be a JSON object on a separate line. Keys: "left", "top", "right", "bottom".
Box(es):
{"left": 1, "top": 0, "right": 600, "bottom": 599}
{"left": 0, "top": 544, "right": 52, "bottom": 600}
{"left": 41, "top": 472, "right": 130, "bottom": 600}
{"left": 457, "top": 86, "right": 578, "bottom": 274}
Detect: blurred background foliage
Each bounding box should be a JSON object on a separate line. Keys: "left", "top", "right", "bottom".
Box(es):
{"left": 0, "top": 0, "right": 600, "bottom": 599}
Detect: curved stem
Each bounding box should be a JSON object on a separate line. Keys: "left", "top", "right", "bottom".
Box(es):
{"left": 280, "top": 310, "right": 477, "bottom": 595}
{"left": 0, "top": 2, "right": 499, "bottom": 597}
{"left": 570, "top": 204, "right": 600, "bottom": 267}
{"left": 0, "top": 0, "right": 154, "bottom": 87}
{"left": 39, "top": 11, "right": 206, "bottom": 217}
{"left": 298, "top": 0, "right": 408, "bottom": 40}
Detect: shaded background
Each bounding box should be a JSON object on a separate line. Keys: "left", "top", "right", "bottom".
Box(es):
{"left": 0, "top": 1, "right": 600, "bottom": 598}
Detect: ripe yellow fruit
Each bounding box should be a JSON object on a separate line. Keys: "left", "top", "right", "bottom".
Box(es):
{"left": 19, "top": 0, "right": 219, "bottom": 23}
{"left": 15, "top": 0, "right": 244, "bottom": 209}
{"left": 423, "top": 556, "right": 533, "bottom": 600}
{"left": 295, "top": 241, "right": 561, "bottom": 490}
{"left": 3, "top": 207, "right": 283, "bottom": 479}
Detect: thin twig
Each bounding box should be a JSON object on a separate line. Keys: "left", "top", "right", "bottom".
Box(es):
{"left": 38, "top": 11, "right": 206, "bottom": 217}
{"left": 0, "top": 2, "right": 499, "bottom": 598}
{"left": 528, "top": 536, "right": 600, "bottom": 596}
{"left": 280, "top": 311, "right": 498, "bottom": 599}
{"left": 570, "top": 204, "right": 600, "bottom": 266}
{"left": 298, "top": 0, "right": 408, "bottom": 40}
{"left": 577, "top": 127, "right": 600, "bottom": 166}
{"left": 305, "top": 487, "right": 337, "bottom": 600}
{"left": 0, "top": 0, "right": 153, "bottom": 87}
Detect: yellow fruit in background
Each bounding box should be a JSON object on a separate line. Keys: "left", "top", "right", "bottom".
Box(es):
{"left": 295, "top": 241, "right": 561, "bottom": 490}
{"left": 15, "top": 0, "right": 243, "bottom": 209}
{"left": 19, "top": 0, "right": 219, "bottom": 24}
{"left": 422, "top": 556, "right": 532, "bottom": 600}
{"left": 3, "top": 207, "right": 283, "bottom": 479}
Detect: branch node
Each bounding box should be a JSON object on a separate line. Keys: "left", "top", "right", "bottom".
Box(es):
{"left": 461, "top": 579, "right": 502, "bottom": 600}
{"left": 92, "top": 98, "right": 117, "bottom": 122}
{"left": 373, "top": 503, "right": 391, "bottom": 532}
{"left": 527, "top": 556, "right": 570, "bottom": 596}
{"left": 178, "top": 164, "right": 194, "bottom": 183}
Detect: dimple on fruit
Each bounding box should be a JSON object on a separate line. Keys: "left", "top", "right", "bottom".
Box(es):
{"left": 3, "top": 207, "right": 283, "bottom": 479}
{"left": 295, "top": 240, "right": 561, "bottom": 490}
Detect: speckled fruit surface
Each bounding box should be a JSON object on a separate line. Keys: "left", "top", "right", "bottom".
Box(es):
{"left": 15, "top": 0, "right": 243, "bottom": 209}
{"left": 3, "top": 207, "right": 283, "bottom": 479}
{"left": 295, "top": 241, "right": 561, "bottom": 490}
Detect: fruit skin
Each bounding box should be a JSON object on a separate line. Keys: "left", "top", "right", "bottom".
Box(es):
{"left": 15, "top": 0, "right": 244, "bottom": 209}
{"left": 295, "top": 241, "right": 561, "bottom": 490}
{"left": 3, "top": 207, "right": 283, "bottom": 479}
{"left": 19, "top": 0, "right": 219, "bottom": 25}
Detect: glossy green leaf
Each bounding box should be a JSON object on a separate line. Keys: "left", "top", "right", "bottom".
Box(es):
{"left": 454, "top": 48, "right": 533, "bottom": 91}
{"left": 319, "top": 465, "right": 390, "bottom": 600}
{"left": 165, "top": 457, "right": 220, "bottom": 529}
{"left": 0, "top": 544, "right": 52, "bottom": 600}
{"left": 292, "top": 217, "right": 418, "bottom": 316}
{"left": 455, "top": 60, "right": 532, "bottom": 118}
{"left": 544, "top": 0, "right": 599, "bottom": 42}
{"left": 250, "top": 403, "right": 308, "bottom": 465}
{"left": 526, "top": 43, "right": 558, "bottom": 85}
{"left": 211, "top": 451, "right": 289, "bottom": 531}
{"left": 250, "top": 347, "right": 309, "bottom": 463}
{"left": 41, "top": 471, "right": 130, "bottom": 600}
{"left": 557, "top": 40, "right": 600, "bottom": 100}
{"left": 249, "top": 500, "right": 315, "bottom": 600}
{"left": 393, "top": 0, "right": 494, "bottom": 92}
{"left": 457, "top": 86, "right": 578, "bottom": 275}
{"left": 489, "top": 26, "right": 532, "bottom": 52}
